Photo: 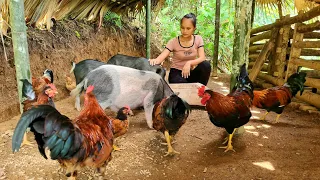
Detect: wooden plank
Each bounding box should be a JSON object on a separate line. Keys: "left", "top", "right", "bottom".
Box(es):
{"left": 169, "top": 83, "right": 205, "bottom": 107}
{"left": 249, "top": 62, "right": 268, "bottom": 71}
{"left": 250, "top": 6, "right": 320, "bottom": 35}
{"left": 291, "top": 58, "right": 320, "bottom": 71}
{"left": 257, "top": 72, "right": 284, "bottom": 86}
{"left": 293, "top": 41, "right": 320, "bottom": 48}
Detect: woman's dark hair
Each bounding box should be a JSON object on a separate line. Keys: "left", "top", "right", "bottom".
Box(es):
{"left": 180, "top": 13, "right": 197, "bottom": 27}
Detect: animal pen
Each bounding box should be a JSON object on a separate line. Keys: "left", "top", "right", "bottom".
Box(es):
{"left": 248, "top": 6, "right": 320, "bottom": 111}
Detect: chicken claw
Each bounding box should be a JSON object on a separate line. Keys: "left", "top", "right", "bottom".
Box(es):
{"left": 21, "top": 133, "right": 33, "bottom": 147}
{"left": 222, "top": 137, "right": 229, "bottom": 144}
{"left": 259, "top": 112, "right": 269, "bottom": 121}
{"left": 219, "top": 129, "right": 236, "bottom": 153}
{"left": 274, "top": 114, "right": 281, "bottom": 123}
{"left": 164, "top": 147, "right": 180, "bottom": 156}
{"left": 113, "top": 145, "right": 122, "bottom": 151}
{"left": 163, "top": 131, "right": 179, "bottom": 156}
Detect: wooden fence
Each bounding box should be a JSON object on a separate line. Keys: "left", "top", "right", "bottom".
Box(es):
{"left": 248, "top": 6, "right": 320, "bottom": 109}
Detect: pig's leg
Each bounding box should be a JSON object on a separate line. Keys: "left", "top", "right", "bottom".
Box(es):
{"left": 143, "top": 92, "right": 156, "bottom": 129}
{"left": 75, "top": 94, "right": 81, "bottom": 111}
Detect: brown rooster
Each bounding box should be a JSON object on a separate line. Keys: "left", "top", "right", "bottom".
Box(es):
{"left": 152, "top": 94, "right": 191, "bottom": 156}
{"left": 253, "top": 72, "right": 306, "bottom": 123}
{"left": 198, "top": 64, "right": 254, "bottom": 152}
{"left": 112, "top": 105, "right": 133, "bottom": 151}
{"left": 31, "top": 69, "right": 54, "bottom": 97}
{"left": 12, "top": 85, "right": 113, "bottom": 179}
{"left": 20, "top": 79, "right": 58, "bottom": 147}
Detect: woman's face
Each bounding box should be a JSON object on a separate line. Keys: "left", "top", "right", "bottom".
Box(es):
{"left": 180, "top": 18, "right": 195, "bottom": 38}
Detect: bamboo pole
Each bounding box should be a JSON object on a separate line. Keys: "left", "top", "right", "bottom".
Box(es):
{"left": 9, "top": 0, "right": 31, "bottom": 113}
{"left": 268, "top": 27, "right": 281, "bottom": 75}
{"left": 291, "top": 58, "right": 320, "bottom": 71}
{"left": 146, "top": 0, "right": 151, "bottom": 58}
{"left": 250, "top": 30, "right": 271, "bottom": 43}
{"left": 212, "top": 0, "right": 221, "bottom": 77}
{"left": 293, "top": 41, "right": 320, "bottom": 48}
{"left": 250, "top": 6, "right": 320, "bottom": 35}
{"left": 297, "top": 21, "right": 320, "bottom": 33}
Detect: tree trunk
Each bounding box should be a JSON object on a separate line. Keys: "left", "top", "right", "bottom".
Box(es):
{"left": 146, "top": 0, "right": 151, "bottom": 58}
{"left": 9, "top": 0, "right": 31, "bottom": 113}
{"left": 231, "top": 0, "right": 253, "bottom": 135}
{"left": 212, "top": 0, "right": 221, "bottom": 77}
{"left": 231, "top": 0, "right": 253, "bottom": 90}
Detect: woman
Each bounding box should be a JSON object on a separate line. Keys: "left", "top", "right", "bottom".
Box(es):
{"left": 149, "top": 13, "right": 211, "bottom": 85}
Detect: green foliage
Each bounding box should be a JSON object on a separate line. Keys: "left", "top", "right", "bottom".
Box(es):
{"left": 104, "top": 11, "right": 122, "bottom": 29}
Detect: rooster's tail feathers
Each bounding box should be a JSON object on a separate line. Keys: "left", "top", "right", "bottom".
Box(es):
{"left": 20, "top": 79, "right": 36, "bottom": 101}
{"left": 12, "top": 105, "right": 59, "bottom": 153}
{"left": 69, "top": 61, "right": 76, "bottom": 74}
{"left": 236, "top": 63, "right": 254, "bottom": 96}
{"left": 162, "top": 94, "right": 191, "bottom": 130}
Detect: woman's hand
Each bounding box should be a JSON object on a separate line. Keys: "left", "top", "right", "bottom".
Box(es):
{"left": 149, "top": 59, "right": 159, "bottom": 66}
{"left": 182, "top": 61, "right": 191, "bottom": 78}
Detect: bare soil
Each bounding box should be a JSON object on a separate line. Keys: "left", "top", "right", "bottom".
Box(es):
{"left": 0, "top": 75, "right": 320, "bottom": 180}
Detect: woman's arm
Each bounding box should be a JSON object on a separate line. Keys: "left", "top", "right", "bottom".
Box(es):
{"left": 149, "top": 49, "right": 171, "bottom": 66}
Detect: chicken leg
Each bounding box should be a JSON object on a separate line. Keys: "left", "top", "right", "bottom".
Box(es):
{"left": 274, "top": 114, "right": 281, "bottom": 123}
{"left": 219, "top": 129, "right": 236, "bottom": 152}
{"left": 259, "top": 112, "right": 269, "bottom": 121}
{"left": 164, "top": 131, "right": 180, "bottom": 156}
{"left": 113, "top": 145, "right": 121, "bottom": 151}
{"left": 21, "top": 132, "right": 33, "bottom": 147}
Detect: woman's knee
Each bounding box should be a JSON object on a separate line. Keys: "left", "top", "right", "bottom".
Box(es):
{"left": 199, "top": 60, "right": 211, "bottom": 73}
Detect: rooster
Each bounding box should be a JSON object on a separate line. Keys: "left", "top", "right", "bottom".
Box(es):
{"left": 20, "top": 79, "right": 58, "bottom": 147}
{"left": 198, "top": 64, "right": 254, "bottom": 152}
{"left": 152, "top": 94, "right": 191, "bottom": 156}
{"left": 252, "top": 72, "right": 306, "bottom": 123}
{"left": 112, "top": 106, "right": 133, "bottom": 151}
{"left": 12, "top": 85, "right": 113, "bottom": 179}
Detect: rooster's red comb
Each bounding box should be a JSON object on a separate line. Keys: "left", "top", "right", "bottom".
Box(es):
{"left": 124, "top": 105, "right": 131, "bottom": 111}
{"left": 86, "top": 85, "right": 94, "bottom": 94}
{"left": 198, "top": 85, "right": 206, "bottom": 96}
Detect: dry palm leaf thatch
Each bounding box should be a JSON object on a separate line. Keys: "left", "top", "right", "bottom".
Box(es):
{"left": 295, "top": 0, "right": 320, "bottom": 12}
{"left": 0, "top": 0, "right": 9, "bottom": 36}
{"left": 255, "top": 0, "right": 292, "bottom": 15}
{"left": 0, "top": 0, "right": 164, "bottom": 34}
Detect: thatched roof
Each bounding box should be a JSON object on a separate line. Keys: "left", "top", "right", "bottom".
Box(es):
{"left": 0, "top": 0, "right": 164, "bottom": 35}
{"left": 256, "top": 0, "right": 320, "bottom": 12}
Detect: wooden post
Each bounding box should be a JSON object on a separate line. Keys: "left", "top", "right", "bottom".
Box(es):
{"left": 9, "top": 0, "right": 31, "bottom": 113}
{"left": 231, "top": 0, "right": 253, "bottom": 135}
{"left": 146, "top": 0, "right": 151, "bottom": 58}
{"left": 286, "top": 23, "right": 304, "bottom": 81}
{"left": 275, "top": 15, "right": 291, "bottom": 79}
{"left": 212, "top": 0, "right": 221, "bottom": 77}
{"left": 268, "top": 26, "right": 280, "bottom": 75}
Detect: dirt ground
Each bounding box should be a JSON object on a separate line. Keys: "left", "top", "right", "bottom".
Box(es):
{"left": 0, "top": 75, "right": 319, "bottom": 180}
